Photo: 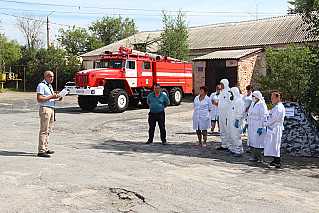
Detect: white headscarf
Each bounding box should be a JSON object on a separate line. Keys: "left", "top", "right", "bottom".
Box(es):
{"left": 252, "top": 91, "right": 265, "bottom": 102}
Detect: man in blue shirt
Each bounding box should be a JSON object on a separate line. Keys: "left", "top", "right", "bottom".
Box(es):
{"left": 146, "top": 84, "right": 170, "bottom": 145}
{"left": 36, "top": 71, "right": 61, "bottom": 157}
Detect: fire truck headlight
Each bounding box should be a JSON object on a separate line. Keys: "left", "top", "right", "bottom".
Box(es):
{"left": 91, "top": 90, "right": 95, "bottom": 94}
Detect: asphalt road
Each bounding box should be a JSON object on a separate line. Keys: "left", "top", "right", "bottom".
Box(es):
{"left": 0, "top": 91, "right": 319, "bottom": 213}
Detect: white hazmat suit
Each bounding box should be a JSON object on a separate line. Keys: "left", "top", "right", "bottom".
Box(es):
{"left": 217, "top": 79, "right": 231, "bottom": 149}
{"left": 227, "top": 87, "right": 245, "bottom": 154}
{"left": 263, "top": 102, "right": 285, "bottom": 157}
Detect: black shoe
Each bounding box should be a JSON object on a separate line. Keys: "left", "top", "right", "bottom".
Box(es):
{"left": 46, "top": 150, "right": 54, "bottom": 154}
{"left": 37, "top": 153, "right": 51, "bottom": 158}
{"left": 216, "top": 147, "right": 228, "bottom": 150}
{"left": 146, "top": 141, "right": 153, "bottom": 144}
{"left": 162, "top": 141, "right": 167, "bottom": 145}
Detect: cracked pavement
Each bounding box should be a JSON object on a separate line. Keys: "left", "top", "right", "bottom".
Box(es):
{"left": 0, "top": 91, "right": 319, "bottom": 212}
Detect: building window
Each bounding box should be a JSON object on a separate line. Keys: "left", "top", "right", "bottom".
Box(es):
{"left": 207, "top": 60, "right": 226, "bottom": 67}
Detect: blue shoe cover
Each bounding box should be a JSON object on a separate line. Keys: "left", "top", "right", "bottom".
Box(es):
{"left": 233, "top": 153, "right": 243, "bottom": 157}
{"left": 226, "top": 150, "right": 234, "bottom": 155}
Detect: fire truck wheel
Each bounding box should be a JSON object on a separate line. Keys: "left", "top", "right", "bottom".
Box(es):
{"left": 108, "top": 89, "right": 129, "bottom": 113}
{"left": 169, "top": 87, "right": 183, "bottom": 106}
{"left": 78, "top": 96, "right": 97, "bottom": 111}
{"left": 161, "top": 88, "right": 169, "bottom": 98}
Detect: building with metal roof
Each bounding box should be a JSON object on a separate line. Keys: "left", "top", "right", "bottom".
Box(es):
{"left": 81, "top": 14, "right": 318, "bottom": 94}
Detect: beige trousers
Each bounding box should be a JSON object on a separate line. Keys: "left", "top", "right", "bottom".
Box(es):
{"left": 38, "top": 106, "right": 54, "bottom": 153}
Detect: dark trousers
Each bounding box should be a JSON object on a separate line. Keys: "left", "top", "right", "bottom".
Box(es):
{"left": 147, "top": 111, "right": 166, "bottom": 143}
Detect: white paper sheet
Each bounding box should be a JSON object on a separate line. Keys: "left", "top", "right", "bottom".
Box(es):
{"left": 53, "top": 89, "right": 68, "bottom": 101}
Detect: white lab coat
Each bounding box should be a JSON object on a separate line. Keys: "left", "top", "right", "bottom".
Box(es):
{"left": 209, "top": 92, "right": 219, "bottom": 120}
{"left": 247, "top": 101, "right": 268, "bottom": 148}
{"left": 218, "top": 80, "right": 231, "bottom": 148}
{"left": 193, "top": 95, "right": 213, "bottom": 130}
{"left": 263, "top": 102, "right": 285, "bottom": 157}
{"left": 227, "top": 87, "right": 245, "bottom": 154}
{"left": 242, "top": 93, "right": 252, "bottom": 119}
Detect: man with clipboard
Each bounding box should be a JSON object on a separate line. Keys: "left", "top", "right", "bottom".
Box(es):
{"left": 36, "top": 71, "right": 62, "bottom": 158}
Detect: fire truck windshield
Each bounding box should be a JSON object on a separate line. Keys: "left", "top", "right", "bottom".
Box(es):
{"left": 99, "top": 59, "right": 125, "bottom": 69}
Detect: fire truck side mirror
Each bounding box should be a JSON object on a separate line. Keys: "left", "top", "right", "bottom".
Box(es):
{"left": 122, "top": 68, "right": 125, "bottom": 71}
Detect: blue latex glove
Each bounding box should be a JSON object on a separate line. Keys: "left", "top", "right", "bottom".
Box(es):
{"left": 217, "top": 116, "right": 219, "bottom": 122}
{"left": 226, "top": 118, "right": 227, "bottom": 126}
{"left": 257, "top": 128, "right": 263, "bottom": 136}
{"left": 235, "top": 119, "right": 239, "bottom": 128}
{"left": 243, "top": 124, "right": 248, "bottom": 133}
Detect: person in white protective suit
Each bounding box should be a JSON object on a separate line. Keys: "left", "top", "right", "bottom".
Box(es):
{"left": 193, "top": 86, "right": 213, "bottom": 147}
{"left": 247, "top": 91, "right": 268, "bottom": 163}
{"left": 226, "top": 87, "right": 245, "bottom": 157}
{"left": 216, "top": 79, "right": 231, "bottom": 150}
{"left": 263, "top": 92, "right": 285, "bottom": 168}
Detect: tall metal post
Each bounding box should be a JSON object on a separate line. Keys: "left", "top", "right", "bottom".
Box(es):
{"left": 55, "top": 66, "right": 58, "bottom": 93}
{"left": 47, "top": 11, "right": 55, "bottom": 49}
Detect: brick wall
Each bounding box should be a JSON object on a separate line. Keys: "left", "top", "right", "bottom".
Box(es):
{"left": 237, "top": 51, "right": 265, "bottom": 94}
{"left": 193, "top": 61, "right": 206, "bottom": 95}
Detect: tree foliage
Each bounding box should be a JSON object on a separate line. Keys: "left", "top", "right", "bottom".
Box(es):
{"left": 0, "top": 33, "right": 21, "bottom": 73}
{"left": 256, "top": 43, "right": 319, "bottom": 113}
{"left": 57, "top": 16, "right": 138, "bottom": 56}
{"left": 57, "top": 26, "right": 104, "bottom": 56}
{"left": 19, "top": 46, "right": 80, "bottom": 91}
{"left": 157, "top": 10, "right": 190, "bottom": 61}
{"left": 89, "top": 16, "right": 138, "bottom": 46}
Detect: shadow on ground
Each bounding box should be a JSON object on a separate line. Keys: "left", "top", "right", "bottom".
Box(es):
{"left": 89, "top": 137, "right": 319, "bottom": 178}
{"left": 0, "top": 150, "right": 36, "bottom": 157}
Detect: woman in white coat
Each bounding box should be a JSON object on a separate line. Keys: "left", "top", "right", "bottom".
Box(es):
{"left": 247, "top": 91, "right": 268, "bottom": 163}
{"left": 193, "top": 86, "right": 213, "bottom": 147}
{"left": 263, "top": 92, "right": 285, "bottom": 168}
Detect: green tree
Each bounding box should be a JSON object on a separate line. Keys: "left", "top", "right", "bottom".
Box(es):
{"left": 289, "top": 0, "right": 319, "bottom": 37}
{"left": 157, "top": 10, "right": 190, "bottom": 61}
{"left": 256, "top": 43, "right": 319, "bottom": 112}
{"left": 57, "top": 26, "right": 104, "bottom": 56}
{"left": 89, "top": 16, "right": 138, "bottom": 46}
{"left": 0, "top": 33, "right": 21, "bottom": 73}
{"left": 19, "top": 46, "right": 80, "bottom": 90}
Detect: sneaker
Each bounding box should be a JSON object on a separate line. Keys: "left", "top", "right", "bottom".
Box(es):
{"left": 268, "top": 161, "right": 281, "bottom": 168}
{"left": 145, "top": 141, "right": 153, "bottom": 144}
{"left": 194, "top": 143, "right": 202, "bottom": 146}
{"left": 162, "top": 141, "right": 167, "bottom": 145}
{"left": 46, "top": 150, "right": 54, "bottom": 154}
{"left": 202, "top": 144, "right": 207, "bottom": 147}
{"left": 233, "top": 153, "right": 243, "bottom": 157}
{"left": 249, "top": 158, "right": 257, "bottom": 162}
{"left": 257, "top": 159, "right": 263, "bottom": 163}
{"left": 226, "top": 150, "right": 234, "bottom": 155}
{"left": 217, "top": 147, "right": 228, "bottom": 150}
{"left": 37, "top": 153, "right": 51, "bottom": 158}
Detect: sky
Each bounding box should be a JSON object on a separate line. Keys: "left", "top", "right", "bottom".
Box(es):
{"left": 0, "top": 0, "right": 292, "bottom": 47}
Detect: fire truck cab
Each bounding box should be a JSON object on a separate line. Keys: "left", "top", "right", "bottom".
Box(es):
{"left": 68, "top": 47, "right": 193, "bottom": 113}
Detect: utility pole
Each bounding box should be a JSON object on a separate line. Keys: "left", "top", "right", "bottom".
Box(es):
{"left": 47, "top": 11, "right": 55, "bottom": 49}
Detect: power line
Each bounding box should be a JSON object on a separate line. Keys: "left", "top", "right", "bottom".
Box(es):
{"left": 0, "top": 0, "right": 285, "bottom": 15}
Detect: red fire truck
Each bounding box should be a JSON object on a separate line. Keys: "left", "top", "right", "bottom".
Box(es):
{"left": 68, "top": 47, "right": 193, "bottom": 112}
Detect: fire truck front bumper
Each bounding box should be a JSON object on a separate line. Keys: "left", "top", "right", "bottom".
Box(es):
{"left": 67, "top": 86, "right": 104, "bottom": 96}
